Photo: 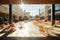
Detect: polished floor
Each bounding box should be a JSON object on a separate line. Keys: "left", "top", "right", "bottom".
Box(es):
{"left": 0, "top": 21, "right": 60, "bottom": 40}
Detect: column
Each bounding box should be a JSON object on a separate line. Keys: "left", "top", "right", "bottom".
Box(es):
{"left": 9, "top": 4, "right": 13, "bottom": 22}
{"left": 51, "top": 4, "right": 55, "bottom": 26}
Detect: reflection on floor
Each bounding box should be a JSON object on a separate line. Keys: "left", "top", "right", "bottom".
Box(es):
{"left": 0, "top": 21, "right": 60, "bottom": 37}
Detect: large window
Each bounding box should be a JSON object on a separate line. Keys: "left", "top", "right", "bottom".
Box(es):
{"left": 55, "top": 5, "right": 60, "bottom": 11}
{"left": 0, "top": 5, "right": 9, "bottom": 24}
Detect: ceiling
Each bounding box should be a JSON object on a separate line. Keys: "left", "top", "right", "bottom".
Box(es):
{"left": 0, "top": 0, "right": 60, "bottom": 4}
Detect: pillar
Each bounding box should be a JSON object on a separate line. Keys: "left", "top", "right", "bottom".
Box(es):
{"left": 9, "top": 4, "right": 13, "bottom": 22}
{"left": 51, "top": 4, "right": 55, "bottom": 26}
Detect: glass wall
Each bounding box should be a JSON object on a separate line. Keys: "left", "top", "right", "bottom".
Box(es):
{"left": 0, "top": 5, "right": 9, "bottom": 24}
{"left": 55, "top": 4, "right": 60, "bottom": 27}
